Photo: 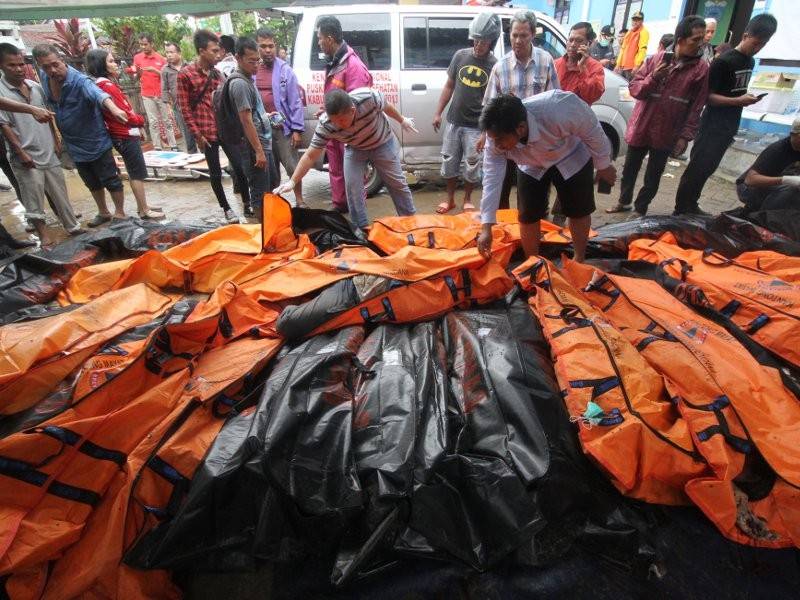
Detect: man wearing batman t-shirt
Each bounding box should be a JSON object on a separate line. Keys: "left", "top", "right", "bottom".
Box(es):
{"left": 432, "top": 13, "right": 499, "bottom": 214}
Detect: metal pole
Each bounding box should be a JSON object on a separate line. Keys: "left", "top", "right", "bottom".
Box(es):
{"left": 83, "top": 18, "right": 97, "bottom": 49}
{"left": 220, "top": 13, "right": 234, "bottom": 35}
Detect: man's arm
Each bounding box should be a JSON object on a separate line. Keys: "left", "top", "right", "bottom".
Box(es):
{"left": 433, "top": 77, "right": 455, "bottom": 131}
{"left": 483, "top": 62, "right": 501, "bottom": 103}
{"left": 676, "top": 67, "right": 710, "bottom": 149}
{"left": 744, "top": 169, "right": 784, "bottom": 188}
{"left": 1, "top": 123, "right": 34, "bottom": 168}
{"left": 0, "top": 97, "right": 53, "bottom": 122}
{"left": 546, "top": 56, "right": 560, "bottom": 90}
{"left": 635, "top": 29, "right": 650, "bottom": 67}
{"left": 628, "top": 55, "right": 664, "bottom": 99}
{"left": 284, "top": 67, "right": 305, "bottom": 134}
{"left": 476, "top": 141, "right": 507, "bottom": 257}
{"left": 275, "top": 145, "right": 324, "bottom": 193}
{"left": 238, "top": 109, "right": 267, "bottom": 169}
{"left": 176, "top": 71, "right": 205, "bottom": 149}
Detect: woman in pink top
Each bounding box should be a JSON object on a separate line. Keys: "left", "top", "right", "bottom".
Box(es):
{"left": 86, "top": 49, "right": 162, "bottom": 219}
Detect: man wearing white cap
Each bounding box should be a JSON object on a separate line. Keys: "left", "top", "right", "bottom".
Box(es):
{"left": 736, "top": 116, "right": 800, "bottom": 211}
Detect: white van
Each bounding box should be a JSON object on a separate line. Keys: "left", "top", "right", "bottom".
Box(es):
{"left": 282, "top": 4, "right": 633, "bottom": 194}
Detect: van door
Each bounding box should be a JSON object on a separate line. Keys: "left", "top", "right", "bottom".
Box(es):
{"left": 399, "top": 14, "right": 474, "bottom": 167}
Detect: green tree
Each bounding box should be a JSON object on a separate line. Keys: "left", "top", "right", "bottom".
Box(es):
{"left": 92, "top": 16, "right": 192, "bottom": 60}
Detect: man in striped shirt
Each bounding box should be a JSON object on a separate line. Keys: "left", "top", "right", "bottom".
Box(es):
{"left": 482, "top": 10, "right": 559, "bottom": 211}
{"left": 275, "top": 88, "right": 417, "bottom": 230}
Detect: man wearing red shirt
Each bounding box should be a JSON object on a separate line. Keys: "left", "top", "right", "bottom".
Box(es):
{"left": 132, "top": 33, "right": 177, "bottom": 151}
{"left": 554, "top": 22, "right": 605, "bottom": 106}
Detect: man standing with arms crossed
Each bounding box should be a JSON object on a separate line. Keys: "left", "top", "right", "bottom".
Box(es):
{"left": 316, "top": 16, "right": 372, "bottom": 213}
{"left": 673, "top": 14, "right": 777, "bottom": 216}
{"left": 432, "top": 13, "right": 499, "bottom": 214}
{"left": 256, "top": 28, "right": 306, "bottom": 207}
{"left": 132, "top": 33, "right": 177, "bottom": 151}
{"left": 482, "top": 10, "right": 559, "bottom": 211}
{"left": 615, "top": 11, "right": 649, "bottom": 80}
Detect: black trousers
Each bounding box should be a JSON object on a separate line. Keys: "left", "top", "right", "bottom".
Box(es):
{"left": 674, "top": 126, "right": 733, "bottom": 213}
{"left": 498, "top": 159, "right": 516, "bottom": 210}
{"left": 618, "top": 145, "right": 670, "bottom": 215}
{"left": 0, "top": 135, "right": 21, "bottom": 200}
{"left": 204, "top": 141, "right": 251, "bottom": 211}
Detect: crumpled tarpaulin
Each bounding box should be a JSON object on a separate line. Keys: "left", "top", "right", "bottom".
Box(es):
{"left": 126, "top": 301, "right": 642, "bottom": 585}
{"left": 588, "top": 213, "right": 800, "bottom": 258}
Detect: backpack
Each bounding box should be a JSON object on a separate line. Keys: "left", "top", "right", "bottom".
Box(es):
{"left": 212, "top": 71, "right": 249, "bottom": 146}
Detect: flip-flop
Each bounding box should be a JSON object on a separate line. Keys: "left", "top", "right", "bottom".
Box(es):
{"left": 462, "top": 202, "right": 477, "bottom": 211}
{"left": 436, "top": 201, "right": 455, "bottom": 214}
{"left": 605, "top": 204, "right": 632, "bottom": 214}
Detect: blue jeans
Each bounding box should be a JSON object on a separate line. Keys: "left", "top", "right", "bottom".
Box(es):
{"left": 234, "top": 138, "right": 272, "bottom": 213}
{"left": 344, "top": 135, "right": 416, "bottom": 229}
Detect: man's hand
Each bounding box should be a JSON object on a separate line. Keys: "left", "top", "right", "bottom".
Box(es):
{"left": 782, "top": 175, "right": 800, "bottom": 188}
{"left": 671, "top": 138, "right": 688, "bottom": 158}
{"left": 432, "top": 114, "right": 442, "bottom": 132}
{"left": 196, "top": 135, "right": 208, "bottom": 152}
{"left": 254, "top": 150, "right": 267, "bottom": 170}
{"left": 401, "top": 116, "right": 418, "bottom": 133}
{"left": 739, "top": 93, "right": 761, "bottom": 107}
{"left": 614, "top": 66, "right": 622, "bottom": 74}
{"left": 17, "top": 149, "right": 35, "bottom": 169}
{"left": 595, "top": 165, "right": 617, "bottom": 186}
{"left": 30, "top": 105, "right": 54, "bottom": 123}
{"left": 652, "top": 60, "right": 671, "bottom": 80}
{"left": 273, "top": 179, "right": 296, "bottom": 195}
{"left": 291, "top": 131, "right": 302, "bottom": 148}
{"left": 477, "top": 224, "right": 493, "bottom": 258}
{"left": 577, "top": 44, "right": 589, "bottom": 70}
{"left": 314, "top": 108, "right": 324, "bottom": 118}
{"left": 599, "top": 58, "right": 611, "bottom": 68}
{"left": 476, "top": 132, "right": 486, "bottom": 152}
{"left": 109, "top": 105, "right": 129, "bottom": 124}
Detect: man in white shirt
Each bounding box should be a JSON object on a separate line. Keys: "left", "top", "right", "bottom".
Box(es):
{"left": 477, "top": 92, "right": 616, "bottom": 262}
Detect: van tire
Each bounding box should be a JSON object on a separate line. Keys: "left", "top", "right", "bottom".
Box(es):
{"left": 601, "top": 123, "right": 620, "bottom": 160}
{"left": 364, "top": 161, "right": 383, "bottom": 197}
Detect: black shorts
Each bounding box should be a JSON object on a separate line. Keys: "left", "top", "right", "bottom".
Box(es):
{"left": 113, "top": 137, "right": 148, "bottom": 181}
{"left": 516, "top": 159, "right": 595, "bottom": 223}
{"left": 74, "top": 148, "right": 123, "bottom": 192}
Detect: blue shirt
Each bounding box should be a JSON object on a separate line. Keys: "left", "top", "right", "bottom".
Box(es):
{"left": 40, "top": 65, "right": 111, "bottom": 162}
{"left": 481, "top": 90, "right": 612, "bottom": 224}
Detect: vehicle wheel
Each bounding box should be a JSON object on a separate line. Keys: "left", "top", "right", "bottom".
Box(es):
{"left": 364, "top": 161, "right": 383, "bottom": 197}
{"left": 601, "top": 124, "right": 620, "bottom": 160}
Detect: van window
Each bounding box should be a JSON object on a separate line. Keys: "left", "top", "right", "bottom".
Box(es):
{"left": 310, "top": 14, "right": 391, "bottom": 70}
{"left": 501, "top": 19, "right": 566, "bottom": 60}
{"left": 403, "top": 16, "right": 472, "bottom": 69}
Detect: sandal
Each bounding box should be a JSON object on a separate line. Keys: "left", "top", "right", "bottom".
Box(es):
{"left": 436, "top": 201, "right": 455, "bottom": 214}
{"left": 87, "top": 214, "right": 112, "bottom": 227}
{"left": 138, "top": 210, "right": 164, "bottom": 219}
{"left": 462, "top": 202, "right": 477, "bottom": 211}
{"left": 605, "top": 204, "right": 632, "bottom": 214}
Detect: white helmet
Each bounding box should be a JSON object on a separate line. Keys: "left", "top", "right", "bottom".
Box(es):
{"left": 469, "top": 13, "right": 501, "bottom": 43}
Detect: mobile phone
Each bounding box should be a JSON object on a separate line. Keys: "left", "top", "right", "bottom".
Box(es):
{"left": 662, "top": 51, "right": 674, "bottom": 65}
{"left": 756, "top": 92, "right": 768, "bottom": 100}
{"left": 597, "top": 178, "right": 612, "bottom": 194}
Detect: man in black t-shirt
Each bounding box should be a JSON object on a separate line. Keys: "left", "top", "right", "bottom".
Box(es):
{"left": 589, "top": 25, "right": 616, "bottom": 69}
{"left": 432, "top": 13, "right": 499, "bottom": 214}
{"left": 673, "top": 14, "right": 777, "bottom": 215}
{"left": 736, "top": 119, "right": 800, "bottom": 211}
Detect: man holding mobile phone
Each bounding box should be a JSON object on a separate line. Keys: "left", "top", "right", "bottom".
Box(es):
{"left": 674, "top": 14, "right": 778, "bottom": 215}
{"left": 606, "top": 15, "right": 709, "bottom": 217}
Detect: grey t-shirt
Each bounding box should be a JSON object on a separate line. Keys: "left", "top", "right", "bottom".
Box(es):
{"left": 227, "top": 71, "right": 271, "bottom": 144}
{"left": 0, "top": 77, "right": 59, "bottom": 168}
{"left": 446, "top": 48, "right": 497, "bottom": 128}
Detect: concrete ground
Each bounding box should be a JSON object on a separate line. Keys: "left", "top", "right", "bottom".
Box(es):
{"left": 0, "top": 153, "right": 742, "bottom": 247}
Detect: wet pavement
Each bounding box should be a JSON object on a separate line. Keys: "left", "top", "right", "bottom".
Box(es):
{"left": 1, "top": 154, "right": 741, "bottom": 248}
